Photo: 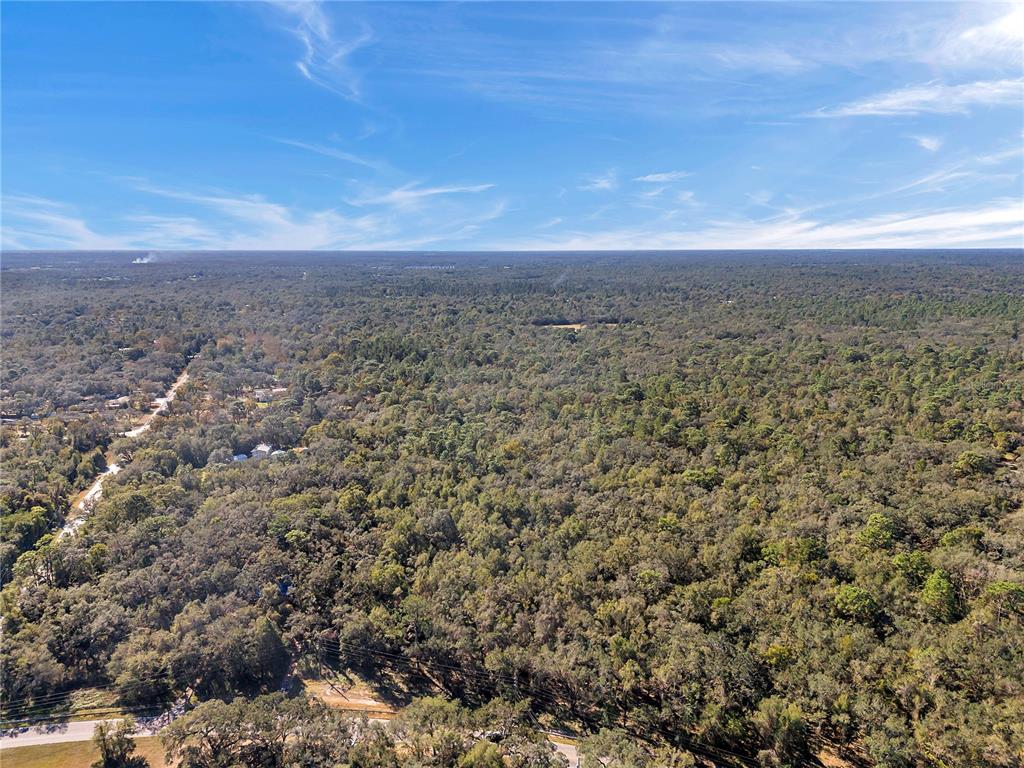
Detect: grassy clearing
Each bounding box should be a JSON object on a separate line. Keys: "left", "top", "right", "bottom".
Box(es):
{"left": 0, "top": 736, "right": 167, "bottom": 768}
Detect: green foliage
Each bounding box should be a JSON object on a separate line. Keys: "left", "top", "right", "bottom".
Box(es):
{"left": 752, "top": 697, "right": 807, "bottom": 768}
{"left": 459, "top": 741, "right": 504, "bottom": 768}
{"left": 858, "top": 512, "right": 896, "bottom": 549}
{"left": 833, "top": 585, "right": 878, "bottom": 624}
{"left": 580, "top": 728, "right": 650, "bottom": 768}
{"left": 952, "top": 450, "right": 996, "bottom": 477}
{"left": 762, "top": 536, "right": 825, "bottom": 567}
{"left": 3, "top": 255, "right": 1024, "bottom": 768}
{"left": 679, "top": 467, "right": 722, "bottom": 490}
{"left": 162, "top": 694, "right": 351, "bottom": 768}
{"left": 939, "top": 525, "right": 984, "bottom": 549}
{"left": 891, "top": 551, "right": 931, "bottom": 585}
{"left": 92, "top": 718, "right": 148, "bottom": 768}
{"left": 392, "top": 696, "right": 469, "bottom": 766}
{"left": 349, "top": 727, "right": 401, "bottom": 768}
{"left": 981, "top": 581, "right": 1024, "bottom": 618}
{"left": 920, "top": 569, "right": 958, "bottom": 623}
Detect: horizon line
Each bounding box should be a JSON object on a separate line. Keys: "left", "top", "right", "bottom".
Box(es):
{"left": 3, "top": 247, "right": 1023, "bottom": 255}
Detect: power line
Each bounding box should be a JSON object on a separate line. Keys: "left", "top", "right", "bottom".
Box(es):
{"left": 1, "top": 703, "right": 166, "bottom": 729}
{"left": 2, "top": 670, "right": 171, "bottom": 709}
{"left": 1, "top": 672, "right": 173, "bottom": 721}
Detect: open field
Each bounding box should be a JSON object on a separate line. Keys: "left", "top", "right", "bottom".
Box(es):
{"left": 0, "top": 737, "right": 167, "bottom": 768}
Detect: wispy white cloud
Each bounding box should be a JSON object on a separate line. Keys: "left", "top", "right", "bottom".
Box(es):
{"left": 912, "top": 135, "right": 944, "bottom": 152}
{"left": 344, "top": 200, "right": 508, "bottom": 250}
{"left": 271, "top": 1, "right": 373, "bottom": 101}
{"left": 634, "top": 171, "right": 690, "bottom": 183}
{"left": 638, "top": 186, "right": 667, "bottom": 199}
{"left": 2, "top": 175, "right": 508, "bottom": 250}
{"left": 818, "top": 145, "right": 1023, "bottom": 207}
{"left": 720, "top": 6, "right": 1024, "bottom": 77}
{"left": 1, "top": 197, "right": 247, "bottom": 250}
{"left": 887, "top": 167, "right": 976, "bottom": 196}
{"left": 2, "top": 189, "right": 366, "bottom": 251}
{"left": 709, "top": 46, "right": 809, "bottom": 75}
{"left": 349, "top": 182, "right": 495, "bottom": 210}
{"left": 122, "top": 214, "right": 220, "bottom": 246}
{"left": 124, "top": 184, "right": 386, "bottom": 250}
{"left": 812, "top": 78, "right": 1023, "bottom": 117}
{"left": 1, "top": 196, "right": 133, "bottom": 250}
{"left": 977, "top": 141, "right": 1024, "bottom": 166}
{"left": 579, "top": 170, "right": 618, "bottom": 192}
{"left": 498, "top": 200, "right": 1024, "bottom": 251}
{"left": 273, "top": 138, "right": 385, "bottom": 171}
{"left": 355, "top": 4, "right": 1021, "bottom": 121}
{"left": 930, "top": 6, "right": 1024, "bottom": 70}
{"left": 247, "top": 1, "right": 1024, "bottom": 126}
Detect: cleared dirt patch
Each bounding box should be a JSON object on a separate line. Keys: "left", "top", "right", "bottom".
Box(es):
{"left": 303, "top": 677, "right": 396, "bottom": 715}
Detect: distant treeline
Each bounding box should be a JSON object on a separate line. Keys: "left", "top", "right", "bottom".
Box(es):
{"left": 530, "top": 316, "right": 633, "bottom": 326}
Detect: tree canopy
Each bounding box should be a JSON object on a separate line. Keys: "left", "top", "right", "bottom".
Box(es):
{"left": 2, "top": 251, "right": 1023, "bottom": 767}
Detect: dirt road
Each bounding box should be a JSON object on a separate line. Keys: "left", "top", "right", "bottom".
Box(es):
{"left": 58, "top": 367, "right": 190, "bottom": 538}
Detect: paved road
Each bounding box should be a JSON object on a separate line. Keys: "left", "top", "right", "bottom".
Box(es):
{"left": 0, "top": 718, "right": 159, "bottom": 749}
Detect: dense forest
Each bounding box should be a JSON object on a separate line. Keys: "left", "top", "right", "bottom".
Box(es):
{"left": 2, "top": 250, "right": 1023, "bottom": 768}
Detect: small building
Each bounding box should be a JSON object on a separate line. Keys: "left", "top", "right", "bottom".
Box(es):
{"left": 232, "top": 453, "right": 249, "bottom": 462}
{"left": 106, "top": 395, "right": 130, "bottom": 409}
{"left": 251, "top": 443, "right": 273, "bottom": 459}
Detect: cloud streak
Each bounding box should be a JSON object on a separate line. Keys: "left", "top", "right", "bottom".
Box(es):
{"left": 912, "top": 135, "right": 943, "bottom": 152}
{"left": 812, "top": 78, "right": 1023, "bottom": 117}
{"left": 2, "top": 176, "right": 506, "bottom": 251}
{"left": 1, "top": 196, "right": 130, "bottom": 250}
{"left": 634, "top": 171, "right": 690, "bottom": 183}
{"left": 578, "top": 170, "right": 618, "bottom": 192}
{"left": 500, "top": 199, "right": 1024, "bottom": 251}
{"left": 273, "top": 138, "right": 385, "bottom": 171}
{"left": 930, "top": 6, "right": 1024, "bottom": 70}
{"left": 349, "top": 182, "right": 495, "bottom": 210}
{"left": 272, "top": 1, "right": 373, "bottom": 101}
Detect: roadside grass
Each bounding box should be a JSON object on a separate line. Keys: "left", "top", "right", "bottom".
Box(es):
{"left": 0, "top": 736, "right": 167, "bottom": 768}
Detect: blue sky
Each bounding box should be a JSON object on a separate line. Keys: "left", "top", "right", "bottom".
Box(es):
{"left": 2, "top": 1, "right": 1022, "bottom": 250}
